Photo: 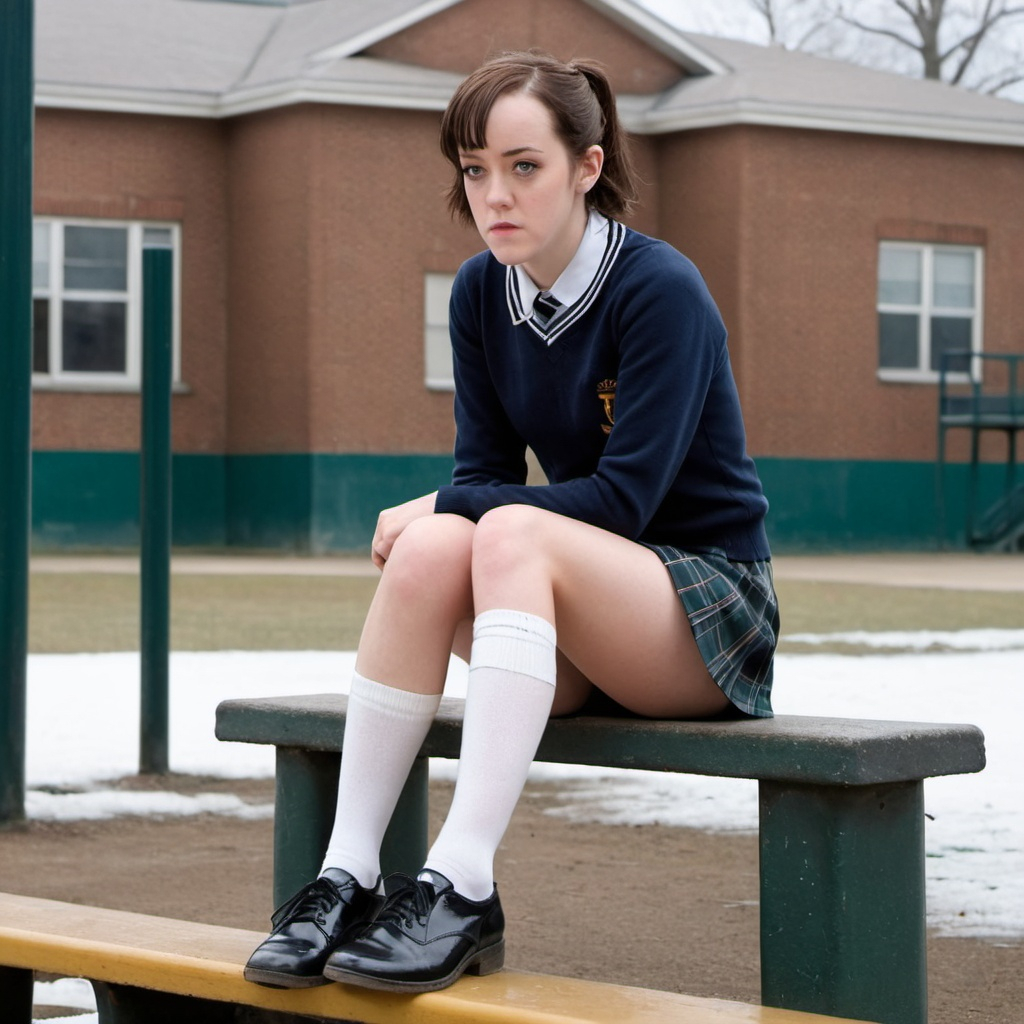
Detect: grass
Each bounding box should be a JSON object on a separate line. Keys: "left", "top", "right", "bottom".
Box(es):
{"left": 29, "top": 573, "right": 379, "bottom": 654}
{"left": 773, "top": 578, "right": 1024, "bottom": 650}
{"left": 27, "top": 570, "right": 1024, "bottom": 655}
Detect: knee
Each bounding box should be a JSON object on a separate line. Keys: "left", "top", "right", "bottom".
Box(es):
{"left": 385, "top": 514, "right": 474, "bottom": 602}
{"left": 472, "top": 504, "right": 549, "bottom": 577}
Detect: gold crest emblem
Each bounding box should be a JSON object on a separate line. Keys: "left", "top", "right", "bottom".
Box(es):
{"left": 597, "top": 378, "right": 616, "bottom": 435}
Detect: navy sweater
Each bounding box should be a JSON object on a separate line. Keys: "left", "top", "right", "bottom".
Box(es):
{"left": 434, "top": 224, "right": 771, "bottom": 562}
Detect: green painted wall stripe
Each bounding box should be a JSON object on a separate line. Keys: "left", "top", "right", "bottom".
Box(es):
{"left": 225, "top": 453, "right": 454, "bottom": 551}
{"left": 32, "top": 451, "right": 225, "bottom": 549}
{"left": 29, "top": 451, "right": 1017, "bottom": 552}
{"left": 754, "top": 457, "right": 1009, "bottom": 550}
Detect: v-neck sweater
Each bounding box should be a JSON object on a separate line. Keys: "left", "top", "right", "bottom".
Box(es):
{"left": 434, "top": 224, "right": 771, "bottom": 561}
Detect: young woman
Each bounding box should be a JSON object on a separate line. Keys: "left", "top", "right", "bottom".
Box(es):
{"left": 244, "top": 50, "right": 778, "bottom": 995}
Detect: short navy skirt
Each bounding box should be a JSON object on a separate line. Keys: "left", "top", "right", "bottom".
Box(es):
{"left": 645, "top": 544, "right": 779, "bottom": 718}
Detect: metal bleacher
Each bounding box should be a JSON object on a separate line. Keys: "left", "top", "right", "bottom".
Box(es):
{"left": 937, "top": 351, "right": 1024, "bottom": 550}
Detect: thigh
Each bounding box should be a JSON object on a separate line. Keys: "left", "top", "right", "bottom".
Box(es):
{"left": 493, "top": 508, "right": 728, "bottom": 719}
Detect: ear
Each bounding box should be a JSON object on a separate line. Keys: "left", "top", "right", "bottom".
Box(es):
{"left": 576, "top": 144, "right": 604, "bottom": 195}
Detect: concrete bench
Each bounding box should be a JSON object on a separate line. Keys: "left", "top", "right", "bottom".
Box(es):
{"left": 0, "top": 892, "right": 871, "bottom": 1024}
{"left": 215, "top": 694, "right": 985, "bottom": 1024}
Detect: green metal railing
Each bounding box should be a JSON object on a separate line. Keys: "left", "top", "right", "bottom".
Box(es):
{"left": 937, "top": 350, "right": 1024, "bottom": 549}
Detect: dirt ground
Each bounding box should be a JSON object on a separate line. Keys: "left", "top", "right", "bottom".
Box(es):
{"left": 3, "top": 773, "right": 1019, "bottom": 1024}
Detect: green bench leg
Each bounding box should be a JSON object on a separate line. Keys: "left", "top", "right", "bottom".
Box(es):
{"left": 273, "top": 747, "right": 430, "bottom": 907}
{"left": 273, "top": 747, "right": 340, "bottom": 907}
{"left": 0, "top": 965, "right": 33, "bottom": 1024}
{"left": 759, "top": 779, "right": 927, "bottom": 1024}
{"left": 380, "top": 755, "right": 430, "bottom": 881}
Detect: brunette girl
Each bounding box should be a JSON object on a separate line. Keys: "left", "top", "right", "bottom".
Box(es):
{"left": 245, "top": 49, "right": 778, "bottom": 995}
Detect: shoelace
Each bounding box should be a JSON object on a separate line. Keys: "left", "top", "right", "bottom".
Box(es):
{"left": 270, "top": 877, "right": 339, "bottom": 929}
{"left": 375, "top": 875, "right": 438, "bottom": 927}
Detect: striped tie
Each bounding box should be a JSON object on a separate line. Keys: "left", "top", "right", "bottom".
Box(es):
{"left": 532, "top": 292, "right": 561, "bottom": 327}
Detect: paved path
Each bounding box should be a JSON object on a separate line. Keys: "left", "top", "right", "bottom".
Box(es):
{"left": 31, "top": 551, "right": 1023, "bottom": 591}
{"left": 771, "top": 553, "right": 1023, "bottom": 593}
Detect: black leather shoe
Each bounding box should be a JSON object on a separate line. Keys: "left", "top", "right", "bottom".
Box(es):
{"left": 323, "top": 870, "right": 505, "bottom": 993}
{"left": 243, "top": 868, "right": 384, "bottom": 988}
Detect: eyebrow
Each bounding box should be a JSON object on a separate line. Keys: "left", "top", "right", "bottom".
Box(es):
{"left": 458, "top": 146, "right": 544, "bottom": 158}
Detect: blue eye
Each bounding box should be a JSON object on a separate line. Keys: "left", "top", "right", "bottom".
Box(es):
{"left": 461, "top": 165, "right": 483, "bottom": 178}
{"left": 514, "top": 161, "right": 537, "bottom": 174}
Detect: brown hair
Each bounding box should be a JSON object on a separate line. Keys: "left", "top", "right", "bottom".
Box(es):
{"left": 439, "top": 51, "right": 639, "bottom": 225}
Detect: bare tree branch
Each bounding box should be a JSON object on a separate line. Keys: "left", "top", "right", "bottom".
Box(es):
{"left": 973, "top": 64, "right": 1024, "bottom": 93}
{"left": 764, "top": 0, "right": 1024, "bottom": 95}
{"left": 837, "top": 13, "right": 919, "bottom": 52}
{"left": 944, "top": 0, "right": 999, "bottom": 83}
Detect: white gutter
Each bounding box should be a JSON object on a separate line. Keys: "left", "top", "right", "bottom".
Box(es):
{"left": 34, "top": 80, "right": 1024, "bottom": 150}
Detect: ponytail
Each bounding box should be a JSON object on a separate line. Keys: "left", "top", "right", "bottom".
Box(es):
{"left": 567, "top": 59, "right": 639, "bottom": 219}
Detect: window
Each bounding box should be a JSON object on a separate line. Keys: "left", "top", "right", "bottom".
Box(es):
{"left": 32, "top": 218, "right": 180, "bottom": 389}
{"left": 424, "top": 272, "right": 455, "bottom": 390}
{"left": 877, "top": 241, "right": 982, "bottom": 382}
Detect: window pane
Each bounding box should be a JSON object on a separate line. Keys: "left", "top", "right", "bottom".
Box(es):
{"left": 424, "top": 273, "right": 455, "bottom": 388}
{"left": 930, "top": 316, "right": 973, "bottom": 373}
{"left": 933, "top": 251, "right": 975, "bottom": 308}
{"left": 33, "top": 222, "right": 50, "bottom": 290}
{"left": 425, "top": 325, "right": 454, "bottom": 386}
{"left": 424, "top": 273, "right": 455, "bottom": 324}
{"left": 64, "top": 225, "right": 128, "bottom": 291}
{"left": 62, "top": 300, "right": 127, "bottom": 372}
{"left": 33, "top": 299, "right": 50, "bottom": 373}
{"left": 878, "top": 248, "right": 921, "bottom": 305}
{"left": 143, "top": 227, "right": 173, "bottom": 248}
{"left": 879, "top": 312, "right": 919, "bottom": 369}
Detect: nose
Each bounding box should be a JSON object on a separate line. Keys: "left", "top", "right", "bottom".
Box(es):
{"left": 486, "top": 174, "right": 512, "bottom": 210}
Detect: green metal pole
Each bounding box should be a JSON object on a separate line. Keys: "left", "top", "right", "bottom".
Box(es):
{"left": 0, "top": 0, "right": 34, "bottom": 824}
{"left": 139, "top": 240, "right": 173, "bottom": 774}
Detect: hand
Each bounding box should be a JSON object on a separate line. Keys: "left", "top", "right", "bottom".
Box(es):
{"left": 371, "top": 492, "right": 438, "bottom": 570}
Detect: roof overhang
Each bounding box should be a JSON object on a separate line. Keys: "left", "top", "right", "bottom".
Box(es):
{"left": 36, "top": 78, "right": 1024, "bottom": 150}
{"left": 624, "top": 96, "right": 1024, "bottom": 149}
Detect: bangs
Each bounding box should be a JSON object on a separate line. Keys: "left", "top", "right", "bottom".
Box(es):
{"left": 440, "top": 60, "right": 538, "bottom": 162}
{"left": 443, "top": 87, "right": 494, "bottom": 157}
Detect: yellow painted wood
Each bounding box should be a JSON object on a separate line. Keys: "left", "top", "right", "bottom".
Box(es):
{"left": 0, "top": 893, "right": 874, "bottom": 1024}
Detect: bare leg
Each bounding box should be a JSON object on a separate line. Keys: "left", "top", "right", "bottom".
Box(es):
{"left": 470, "top": 504, "right": 730, "bottom": 718}
{"left": 356, "top": 513, "right": 476, "bottom": 693}
{"left": 425, "top": 504, "right": 728, "bottom": 899}
{"left": 320, "top": 514, "right": 476, "bottom": 882}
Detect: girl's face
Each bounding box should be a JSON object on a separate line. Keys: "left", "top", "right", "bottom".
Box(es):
{"left": 458, "top": 91, "right": 603, "bottom": 291}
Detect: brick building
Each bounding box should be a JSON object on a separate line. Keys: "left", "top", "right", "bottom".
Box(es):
{"left": 29, "top": 0, "right": 1024, "bottom": 551}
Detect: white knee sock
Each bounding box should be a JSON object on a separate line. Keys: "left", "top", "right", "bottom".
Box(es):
{"left": 424, "top": 609, "right": 557, "bottom": 901}
{"left": 320, "top": 672, "right": 441, "bottom": 888}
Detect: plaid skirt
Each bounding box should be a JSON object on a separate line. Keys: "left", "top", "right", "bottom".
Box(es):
{"left": 645, "top": 544, "right": 779, "bottom": 718}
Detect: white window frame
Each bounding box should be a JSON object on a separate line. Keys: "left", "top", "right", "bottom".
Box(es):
{"left": 424, "top": 272, "right": 456, "bottom": 391}
{"left": 876, "top": 240, "right": 983, "bottom": 384}
{"left": 32, "top": 217, "right": 182, "bottom": 391}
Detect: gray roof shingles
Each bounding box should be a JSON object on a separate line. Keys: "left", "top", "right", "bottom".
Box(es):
{"left": 34, "top": 0, "right": 1024, "bottom": 145}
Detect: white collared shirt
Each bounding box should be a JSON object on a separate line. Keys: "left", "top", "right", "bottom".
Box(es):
{"left": 513, "top": 211, "right": 610, "bottom": 342}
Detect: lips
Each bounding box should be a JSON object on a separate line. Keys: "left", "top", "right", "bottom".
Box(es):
{"left": 489, "top": 222, "right": 519, "bottom": 234}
